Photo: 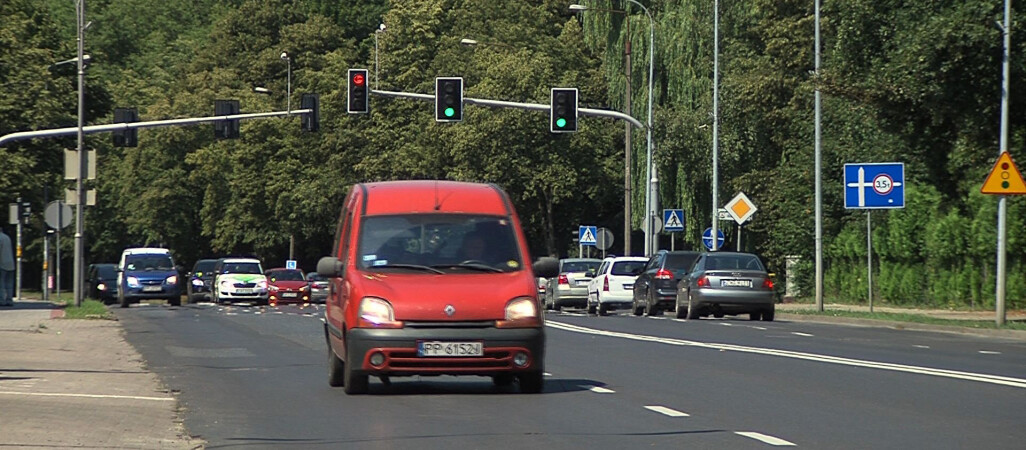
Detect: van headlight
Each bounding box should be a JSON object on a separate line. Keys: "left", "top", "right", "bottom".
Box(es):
{"left": 497, "top": 297, "right": 541, "bottom": 328}
{"left": 357, "top": 297, "right": 403, "bottom": 328}
{"left": 127, "top": 277, "right": 141, "bottom": 288}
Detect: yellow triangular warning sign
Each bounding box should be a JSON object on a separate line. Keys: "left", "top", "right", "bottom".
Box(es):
{"left": 982, "top": 152, "right": 1026, "bottom": 195}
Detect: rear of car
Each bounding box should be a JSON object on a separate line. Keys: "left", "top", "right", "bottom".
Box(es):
{"left": 319, "top": 180, "right": 558, "bottom": 395}
{"left": 588, "top": 257, "right": 648, "bottom": 315}
{"left": 546, "top": 258, "right": 601, "bottom": 311}
{"left": 306, "top": 273, "right": 329, "bottom": 303}
{"left": 266, "top": 268, "right": 310, "bottom": 305}
{"left": 117, "top": 248, "right": 181, "bottom": 308}
{"left": 678, "top": 252, "right": 775, "bottom": 321}
{"left": 212, "top": 258, "right": 269, "bottom": 305}
{"left": 187, "top": 259, "right": 218, "bottom": 303}
{"left": 634, "top": 250, "right": 701, "bottom": 315}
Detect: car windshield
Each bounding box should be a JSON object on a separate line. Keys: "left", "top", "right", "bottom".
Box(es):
{"left": 269, "top": 270, "right": 304, "bottom": 281}
{"left": 705, "top": 254, "right": 765, "bottom": 271}
{"left": 561, "top": 261, "right": 600, "bottom": 273}
{"left": 193, "top": 260, "right": 217, "bottom": 273}
{"left": 611, "top": 260, "right": 646, "bottom": 276}
{"left": 95, "top": 265, "right": 117, "bottom": 278}
{"left": 125, "top": 255, "right": 174, "bottom": 271}
{"left": 222, "top": 262, "right": 262, "bottom": 274}
{"left": 358, "top": 214, "right": 522, "bottom": 272}
{"left": 666, "top": 253, "right": 699, "bottom": 271}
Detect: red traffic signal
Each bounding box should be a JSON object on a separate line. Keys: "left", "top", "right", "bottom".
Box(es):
{"left": 348, "top": 69, "right": 369, "bottom": 114}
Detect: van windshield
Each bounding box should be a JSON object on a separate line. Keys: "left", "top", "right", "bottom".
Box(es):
{"left": 125, "top": 255, "right": 174, "bottom": 271}
{"left": 358, "top": 214, "right": 522, "bottom": 273}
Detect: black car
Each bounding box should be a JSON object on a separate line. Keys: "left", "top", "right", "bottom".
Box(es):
{"left": 632, "top": 250, "right": 701, "bottom": 316}
{"left": 187, "top": 259, "right": 219, "bottom": 303}
{"left": 86, "top": 263, "right": 119, "bottom": 304}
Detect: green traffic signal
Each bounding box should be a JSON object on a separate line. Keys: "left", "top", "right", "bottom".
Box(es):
{"left": 556, "top": 118, "right": 566, "bottom": 128}
{"left": 445, "top": 107, "right": 455, "bottom": 117}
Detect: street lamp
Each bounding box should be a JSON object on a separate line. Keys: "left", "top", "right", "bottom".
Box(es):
{"left": 571, "top": 1, "right": 656, "bottom": 256}
{"left": 72, "top": 0, "right": 88, "bottom": 307}
{"left": 253, "top": 86, "right": 271, "bottom": 94}
{"left": 375, "top": 23, "right": 386, "bottom": 89}
{"left": 280, "top": 52, "right": 291, "bottom": 113}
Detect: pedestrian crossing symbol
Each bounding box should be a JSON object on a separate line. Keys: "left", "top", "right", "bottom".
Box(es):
{"left": 663, "top": 209, "right": 685, "bottom": 232}
{"left": 579, "top": 226, "right": 598, "bottom": 246}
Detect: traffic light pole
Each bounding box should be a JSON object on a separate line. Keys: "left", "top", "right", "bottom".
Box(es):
{"left": 370, "top": 89, "right": 644, "bottom": 129}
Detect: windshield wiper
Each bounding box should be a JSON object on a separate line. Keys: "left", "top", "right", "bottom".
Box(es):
{"left": 368, "top": 264, "right": 445, "bottom": 274}
{"left": 430, "top": 263, "right": 504, "bottom": 273}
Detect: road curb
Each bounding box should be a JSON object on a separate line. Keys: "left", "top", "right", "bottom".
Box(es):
{"left": 777, "top": 312, "right": 1026, "bottom": 340}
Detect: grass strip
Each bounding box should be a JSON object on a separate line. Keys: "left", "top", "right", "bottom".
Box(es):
{"left": 60, "top": 299, "right": 117, "bottom": 320}
{"left": 783, "top": 308, "right": 1026, "bottom": 331}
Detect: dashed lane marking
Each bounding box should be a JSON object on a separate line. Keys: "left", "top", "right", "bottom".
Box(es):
{"left": 0, "top": 391, "right": 174, "bottom": 402}
{"left": 979, "top": 351, "right": 1002, "bottom": 355}
{"left": 583, "top": 386, "right": 615, "bottom": 394}
{"left": 735, "top": 431, "right": 796, "bottom": 446}
{"left": 791, "top": 332, "right": 814, "bottom": 337}
{"left": 913, "top": 345, "right": 930, "bottom": 349}
{"left": 546, "top": 320, "right": 1026, "bottom": 389}
{"left": 644, "top": 405, "right": 690, "bottom": 417}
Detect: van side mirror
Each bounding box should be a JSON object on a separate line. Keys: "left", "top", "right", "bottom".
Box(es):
{"left": 317, "top": 256, "right": 344, "bottom": 277}
{"left": 532, "top": 257, "right": 559, "bottom": 278}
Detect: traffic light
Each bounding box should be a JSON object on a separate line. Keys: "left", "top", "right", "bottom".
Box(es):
{"left": 348, "top": 69, "right": 369, "bottom": 114}
{"left": 301, "top": 93, "right": 319, "bottom": 132}
{"left": 550, "top": 88, "right": 578, "bottom": 133}
{"left": 113, "top": 107, "right": 138, "bottom": 147}
{"left": 435, "top": 77, "right": 463, "bottom": 122}
{"left": 214, "top": 99, "right": 240, "bottom": 139}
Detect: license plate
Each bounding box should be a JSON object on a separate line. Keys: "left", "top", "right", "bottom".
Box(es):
{"left": 282, "top": 292, "right": 298, "bottom": 298}
{"left": 624, "top": 284, "right": 634, "bottom": 290}
{"left": 722, "top": 279, "right": 752, "bottom": 288}
{"left": 235, "top": 289, "right": 253, "bottom": 295}
{"left": 576, "top": 280, "right": 589, "bottom": 286}
{"left": 417, "top": 341, "right": 484, "bottom": 357}
{"left": 142, "top": 286, "right": 162, "bottom": 292}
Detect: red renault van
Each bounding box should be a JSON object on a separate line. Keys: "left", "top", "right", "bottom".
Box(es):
{"left": 318, "top": 180, "right": 559, "bottom": 394}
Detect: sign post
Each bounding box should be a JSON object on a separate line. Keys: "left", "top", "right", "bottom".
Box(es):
{"left": 702, "top": 227, "right": 725, "bottom": 251}
{"left": 663, "top": 209, "right": 684, "bottom": 251}
{"left": 980, "top": 151, "right": 1026, "bottom": 325}
{"left": 578, "top": 226, "right": 597, "bottom": 258}
{"left": 844, "top": 163, "right": 905, "bottom": 312}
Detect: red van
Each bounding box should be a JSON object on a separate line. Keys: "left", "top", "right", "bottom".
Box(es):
{"left": 317, "top": 181, "right": 559, "bottom": 394}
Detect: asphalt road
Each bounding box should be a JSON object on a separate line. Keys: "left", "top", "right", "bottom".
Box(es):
{"left": 113, "top": 304, "right": 1026, "bottom": 449}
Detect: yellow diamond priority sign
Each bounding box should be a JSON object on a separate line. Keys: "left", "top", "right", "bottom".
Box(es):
{"left": 981, "top": 152, "right": 1026, "bottom": 195}
{"left": 725, "top": 192, "right": 757, "bottom": 225}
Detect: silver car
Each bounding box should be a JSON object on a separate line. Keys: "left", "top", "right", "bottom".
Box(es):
{"left": 676, "top": 252, "right": 775, "bottom": 321}
{"left": 545, "top": 258, "right": 602, "bottom": 311}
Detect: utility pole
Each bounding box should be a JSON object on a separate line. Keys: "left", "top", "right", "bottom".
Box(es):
{"left": 624, "top": 20, "right": 633, "bottom": 256}
{"left": 73, "top": 0, "right": 87, "bottom": 307}
{"left": 994, "top": 0, "right": 1011, "bottom": 326}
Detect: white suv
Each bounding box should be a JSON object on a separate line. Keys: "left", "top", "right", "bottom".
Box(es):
{"left": 586, "top": 256, "right": 649, "bottom": 315}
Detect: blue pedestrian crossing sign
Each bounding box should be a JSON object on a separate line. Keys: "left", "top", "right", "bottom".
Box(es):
{"left": 579, "top": 226, "right": 598, "bottom": 246}
{"left": 663, "top": 209, "right": 685, "bottom": 232}
{"left": 286, "top": 260, "right": 297, "bottom": 270}
{"left": 702, "top": 227, "right": 725, "bottom": 251}
{"left": 844, "top": 163, "right": 905, "bottom": 209}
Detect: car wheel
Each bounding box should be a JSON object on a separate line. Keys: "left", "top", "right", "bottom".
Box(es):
{"left": 685, "top": 293, "right": 700, "bottom": 320}
{"left": 675, "top": 297, "right": 687, "bottom": 319}
{"left": 598, "top": 303, "right": 608, "bottom": 316}
{"left": 553, "top": 298, "right": 562, "bottom": 312}
{"left": 587, "top": 302, "right": 597, "bottom": 315}
{"left": 749, "top": 311, "right": 762, "bottom": 321}
{"left": 761, "top": 308, "right": 775, "bottom": 322}
{"left": 343, "top": 341, "right": 369, "bottom": 395}
{"left": 544, "top": 293, "right": 553, "bottom": 311}
{"left": 493, "top": 374, "right": 515, "bottom": 387}
{"left": 644, "top": 294, "right": 660, "bottom": 316}
{"left": 168, "top": 297, "right": 181, "bottom": 307}
{"left": 632, "top": 299, "right": 643, "bottom": 316}
{"left": 328, "top": 346, "right": 345, "bottom": 387}
{"left": 518, "top": 371, "right": 544, "bottom": 394}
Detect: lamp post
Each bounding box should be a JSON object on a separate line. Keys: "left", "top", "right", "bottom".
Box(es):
{"left": 711, "top": 0, "right": 720, "bottom": 252}
{"left": 571, "top": 0, "right": 655, "bottom": 256}
{"left": 72, "top": 0, "right": 88, "bottom": 307}
{"left": 278, "top": 52, "right": 291, "bottom": 114}
{"left": 375, "top": 24, "right": 386, "bottom": 89}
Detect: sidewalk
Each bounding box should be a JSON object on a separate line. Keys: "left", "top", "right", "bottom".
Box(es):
{"left": 0, "top": 298, "right": 202, "bottom": 449}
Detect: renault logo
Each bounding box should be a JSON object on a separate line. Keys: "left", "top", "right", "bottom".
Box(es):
{"left": 444, "top": 305, "right": 455, "bottom": 317}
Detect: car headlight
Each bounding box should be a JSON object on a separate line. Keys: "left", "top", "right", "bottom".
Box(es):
{"left": 97, "top": 283, "right": 107, "bottom": 291}
{"left": 357, "top": 297, "right": 402, "bottom": 328}
{"left": 257, "top": 280, "right": 268, "bottom": 289}
{"left": 127, "top": 277, "right": 141, "bottom": 288}
{"left": 165, "top": 275, "right": 178, "bottom": 285}
{"left": 219, "top": 280, "right": 231, "bottom": 289}
{"left": 191, "top": 279, "right": 204, "bottom": 287}
{"left": 268, "top": 285, "right": 279, "bottom": 292}
{"left": 497, "top": 296, "right": 541, "bottom": 328}
{"left": 300, "top": 285, "right": 309, "bottom": 292}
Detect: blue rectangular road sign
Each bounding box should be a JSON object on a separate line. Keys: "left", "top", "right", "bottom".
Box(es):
{"left": 578, "top": 226, "right": 598, "bottom": 246}
{"left": 844, "top": 163, "right": 905, "bottom": 209}
{"left": 663, "top": 209, "right": 685, "bottom": 232}
{"left": 286, "top": 260, "right": 297, "bottom": 270}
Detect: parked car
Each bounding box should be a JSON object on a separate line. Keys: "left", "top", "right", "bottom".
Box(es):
{"left": 317, "top": 180, "right": 558, "bottom": 394}
{"left": 544, "top": 258, "right": 602, "bottom": 311}
{"left": 632, "top": 250, "right": 702, "bottom": 316}
{"left": 186, "top": 258, "right": 219, "bottom": 303}
{"left": 86, "top": 263, "right": 118, "bottom": 304}
{"left": 116, "top": 247, "right": 182, "bottom": 308}
{"left": 306, "top": 272, "right": 329, "bottom": 303}
{"left": 676, "top": 251, "right": 775, "bottom": 321}
{"left": 587, "top": 256, "right": 648, "bottom": 315}
{"left": 265, "top": 268, "right": 310, "bottom": 305}
{"left": 212, "top": 258, "right": 269, "bottom": 305}
{"left": 536, "top": 277, "right": 547, "bottom": 303}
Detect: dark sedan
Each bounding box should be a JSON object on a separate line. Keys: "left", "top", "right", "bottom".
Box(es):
{"left": 306, "top": 272, "right": 328, "bottom": 303}
{"left": 86, "top": 263, "right": 119, "bottom": 304}
{"left": 187, "top": 259, "right": 219, "bottom": 303}
{"left": 676, "top": 252, "right": 775, "bottom": 321}
{"left": 632, "top": 250, "right": 701, "bottom": 316}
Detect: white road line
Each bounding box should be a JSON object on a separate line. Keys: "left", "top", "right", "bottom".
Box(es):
{"left": 644, "top": 405, "right": 690, "bottom": 417}
{"left": 979, "top": 351, "right": 1001, "bottom": 355}
{"left": 0, "top": 391, "right": 174, "bottom": 402}
{"left": 751, "top": 326, "right": 768, "bottom": 330}
{"left": 735, "top": 431, "right": 796, "bottom": 446}
{"left": 672, "top": 319, "right": 687, "bottom": 323}
{"left": 648, "top": 317, "right": 668, "bottom": 320}
{"left": 913, "top": 345, "right": 930, "bottom": 349}
{"left": 720, "top": 323, "right": 734, "bottom": 327}
{"left": 584, "top": 386, "right": 615, "bottom": 394}
{"left": 791, "top": 332, "right": 814, "bottom": 337}
{"left": 546, "top": 320, "right": 1026, "bottom": 389}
